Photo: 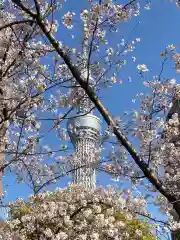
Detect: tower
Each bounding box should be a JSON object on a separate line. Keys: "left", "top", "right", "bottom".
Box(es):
{"left": 67, "top": 114, "right": 101, "bottom": 189}
{"left": 67, "top": 18, "right": 101, "bottom": 190}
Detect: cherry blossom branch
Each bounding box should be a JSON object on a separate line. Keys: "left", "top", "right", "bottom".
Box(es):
{"left": 0, "top": 20, "right": 35, "bottom": 32}
{"left": 10, "top": 0, "right": 180, "bottom": 217}
{"left": 69, "top": 200, "right": 169, "bottom": 228}
{"left": 36, "top": 165, "right": 88, "bottom": 193}
{"left": 33, "top": 0, "right": 40, "bottom": 15}
{"left": 86, "top": 0, "right": 102, "bottom": 85}
{"left": 134, "top": 211, "right": 170, "bottom": 227}
{"left": 38, "top": 24, "right": 176, "bottom": 204}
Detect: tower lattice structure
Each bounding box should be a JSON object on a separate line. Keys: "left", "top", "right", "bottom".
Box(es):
{"left": 67, "top": 19, "right": 101, "bottom": 190}
{"left": 68, "top": 114, "right": 101, "bottom": 189}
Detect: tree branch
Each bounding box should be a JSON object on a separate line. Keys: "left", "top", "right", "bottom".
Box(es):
{"left": 11, "top": 0, "right": 180, "bottom": 217}
{"left": 0, "top": 20, "right": 35, "bottom": 32}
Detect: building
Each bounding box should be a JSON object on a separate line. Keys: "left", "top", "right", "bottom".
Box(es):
{"left": 67, "top": 113, "right": 101, "bottom": 189}
{"left": 67, "top": 21, "right": 101, "bottom": 189}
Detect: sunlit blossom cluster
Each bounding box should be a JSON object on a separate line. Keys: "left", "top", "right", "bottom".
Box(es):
{"left": 6, "top": 185, "right": 156, "bottom": 240}
{"left": 99, "top": 78, "right": 180, "bottom": 228}
{"left": 62, "top": 12, "right": 75, "bottom": 29}
{"left": 172, "top": 53, "right": 180, "bottom": 73}
{"left": 137, "top": 64, "right": 149, "bottom": 73}
{"left": 118, "top": 80, "right": 180, "bottom": 216}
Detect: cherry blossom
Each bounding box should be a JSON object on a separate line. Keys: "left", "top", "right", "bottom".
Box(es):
{"left": 62, "top": 12, "right": 75, "bottom": 29}
{"left": 137, "top": 64, "right": 149, "bottom": 73}
{"left": 0, "top": 0, "right": 180, "bottom": 239}
{"left": 6, "top": 185, "right": 156, "bottom": 240}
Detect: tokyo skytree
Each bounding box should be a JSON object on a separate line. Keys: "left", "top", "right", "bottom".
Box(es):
{"left": 67, "top": 19, "right": 101, "bottom": 190}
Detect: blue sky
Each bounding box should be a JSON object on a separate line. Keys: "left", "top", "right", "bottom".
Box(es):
{"left": 2, "top": 0, "right": 180, "bottom": 237}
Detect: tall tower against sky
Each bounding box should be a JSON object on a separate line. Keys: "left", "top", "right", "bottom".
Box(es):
{"left": 67, "top": 18, "right": 101, "bottom": 189}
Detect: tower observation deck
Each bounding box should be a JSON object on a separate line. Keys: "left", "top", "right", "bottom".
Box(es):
{"left": 67, "top": 113, "right": 101, "bottom": 189}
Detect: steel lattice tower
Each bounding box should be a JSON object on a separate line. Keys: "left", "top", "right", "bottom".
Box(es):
{"left": 67, "top": 19, "right": 101, "bottom": 190}
{"left": 68, "top": 114, "right": 101, "bottom": 189}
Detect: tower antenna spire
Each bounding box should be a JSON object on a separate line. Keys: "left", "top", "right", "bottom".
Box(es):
{"left": 82, "top": 17, "right": 89, "bottom": 66}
